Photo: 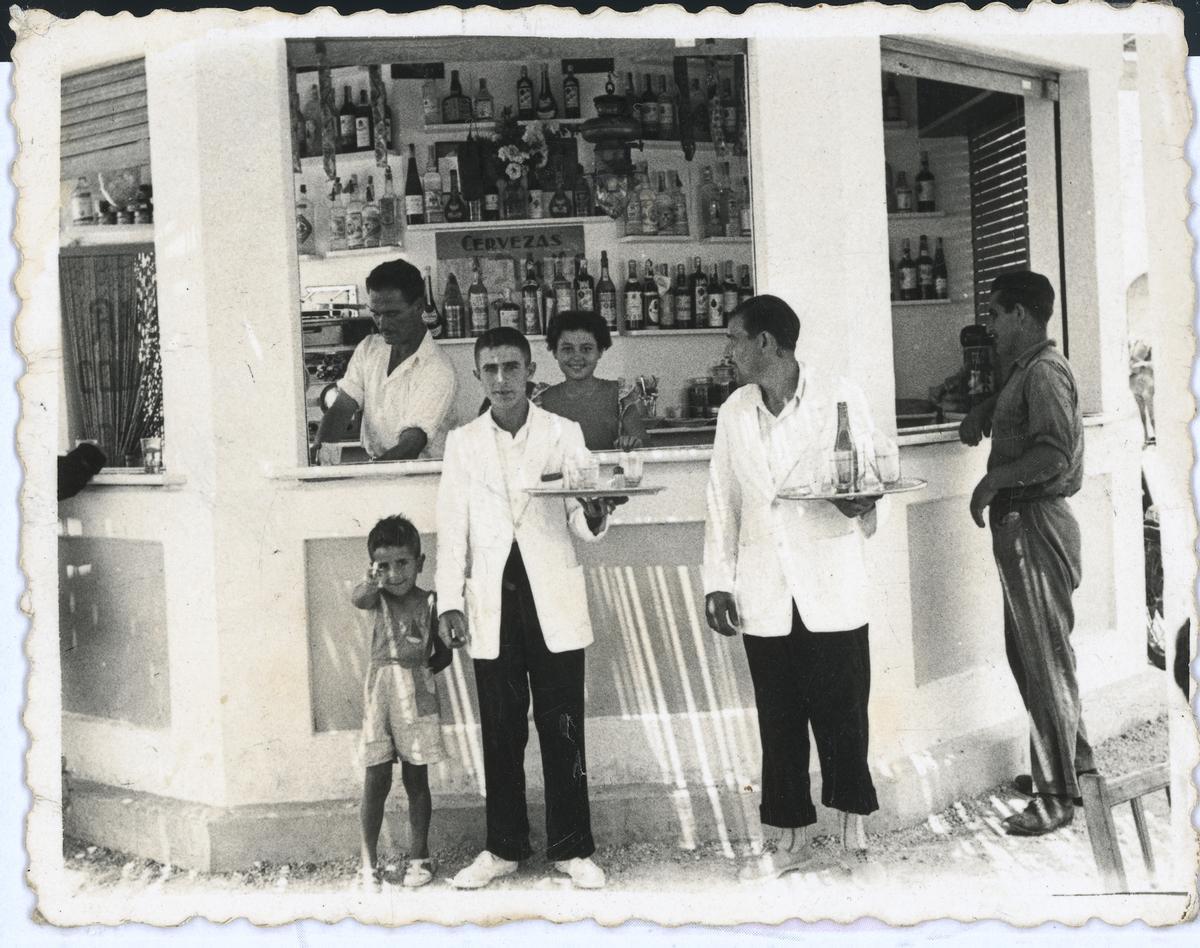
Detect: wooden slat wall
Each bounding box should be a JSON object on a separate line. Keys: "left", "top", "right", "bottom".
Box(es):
{"left": 60, "top": 59, "right": 151, "bottom": 180}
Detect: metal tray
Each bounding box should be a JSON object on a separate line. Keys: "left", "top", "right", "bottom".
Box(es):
{"left": 776, "top": 477, "right": 928, "bottom": 502}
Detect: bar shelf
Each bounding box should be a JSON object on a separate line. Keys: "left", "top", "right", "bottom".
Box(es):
{"left": 61, "top": 224, "right": 155, "bottom": 247}
{"left": 701, "top": 235, "right": 751, "bottom": 244}
{"left": 891, "top": 299, "right": 957, "bottom": 307}
{"left": 406, "top": 216, "right": 605, "bottom": 233}
{"left": 618, "top": 234, "right": 693, "bottom": 243}
{"left": 888, "top": 210, "right": 947, "bottom": 221}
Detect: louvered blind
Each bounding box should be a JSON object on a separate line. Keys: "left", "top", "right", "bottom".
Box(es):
{"left": 968, "top": 107, "right": 1031, "bottom": 320}
{"left": 60, "top": 59, "right": 150, "bottom": 180}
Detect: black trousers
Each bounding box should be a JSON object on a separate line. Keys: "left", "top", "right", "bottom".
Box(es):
{"left": 472, "top": 544, "right": 594, "bottom": 862}
{"left": 742, "top": 605, "right": 879, "bottom": 828}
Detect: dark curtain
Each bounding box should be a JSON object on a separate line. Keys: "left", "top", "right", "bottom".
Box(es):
{"left": 60, "top": 249, "right": 147, "bottom": 465}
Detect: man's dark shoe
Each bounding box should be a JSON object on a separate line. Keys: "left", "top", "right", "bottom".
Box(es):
{"left": 1012, "top": 772, "right": 1092, "bottom": 806}
{"left": 1002, "top": 796, "right": 1074, "bottom": 836}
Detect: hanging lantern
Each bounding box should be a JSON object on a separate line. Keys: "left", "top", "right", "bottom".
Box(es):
{"left": 579, "top": 74, "right": 642, "bottom": 220}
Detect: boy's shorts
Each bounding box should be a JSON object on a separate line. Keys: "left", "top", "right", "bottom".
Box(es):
{"left": 362, "top": 663, "right": 446, "bottom": 768}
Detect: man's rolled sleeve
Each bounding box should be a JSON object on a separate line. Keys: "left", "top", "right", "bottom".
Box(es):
{"left": 336, "top": 343, "right": 367, "bottom": 406}
{"left": 1024, "top": 362, "right": 1076, "bottom": 465}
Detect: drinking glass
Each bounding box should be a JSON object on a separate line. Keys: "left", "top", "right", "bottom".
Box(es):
{"left": 618, "top": 452, "right": 643, "bottom": 488}
{"left": 140, "top": 436, "right": 163, "bottom": 474}
{"left": 874, "top": 437, "right": 901, "bottom": 486}
{"left": 569, "top": 450, "right": 599, "bottom": 490}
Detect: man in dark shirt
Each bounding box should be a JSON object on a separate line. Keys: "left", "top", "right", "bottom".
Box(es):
{"left": 960, "top": 270, "right": 1094, "bottom": 837}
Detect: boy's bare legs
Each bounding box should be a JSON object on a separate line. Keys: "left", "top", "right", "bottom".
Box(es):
{"left": 401, "top": 762, "right": 431, "bottom": 860}
{"left": 361, "top": 761, "right": 393, "bottom": 871}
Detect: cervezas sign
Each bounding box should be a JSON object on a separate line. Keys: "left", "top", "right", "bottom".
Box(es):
{"left": 436, "top": 223, "right": 586, "bottom": 260}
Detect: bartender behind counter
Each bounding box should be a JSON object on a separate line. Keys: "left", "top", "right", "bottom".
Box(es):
{"left": 538, "top": 310, "right": 647, "bottom": 451}
{"left": 311, "top": 260, "right": 458, "bottom": 463}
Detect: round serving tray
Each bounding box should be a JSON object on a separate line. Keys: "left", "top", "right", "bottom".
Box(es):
{"left": 776, "top": 477, "right": 928, "bottom": 502}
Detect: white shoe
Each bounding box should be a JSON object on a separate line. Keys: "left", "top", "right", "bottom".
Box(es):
{"left": 553, "top": 856, "right": 606, "bottom": 889}
{"left": 450, "top": 850, "right": 518, "bottom": 889}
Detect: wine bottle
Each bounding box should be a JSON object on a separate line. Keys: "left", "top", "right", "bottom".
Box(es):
{"left": 737, "top": 264, "right": 753, "bottom": 306}
{"left": 516, "top": 66, "right": 535, "bottom": 120}
{"left": 893, "top": 171, "right": 914, "bottom": 213}
{"left": 657, "top": 75, "right": 677, "bottom": 139}
{"left": 553, "top": 254, "right": 574, "bottom": 314}
{"left": 482, "top": 175, "right": 500, "bottom": 221}
{"left": 295, "top": 184, "right": 314, "bottom": 254}
{"left": 467, "top": 258, "right": 489, "bottom": 336}
{"left": 521, "top": 256, "right": 541, "bottom": 335}
{"left": 933, "top": 237, "right": 949, "bottom": 299}
{"left": 539, "top": 256, "right": 558, "bottom": 331}
{"left": 422, "top": 145, "right": 443, "bottom": 224}
{"left": 691, "top": 256, "right": 709, "bottom": 325}
{"left": 572, "top": 165, "right": 592, "bottom": 217}
{"left": 898, "top": 238, "right": 918, "bottom": 301}
{"left": 639, "top": 74, "right": 660, "bottom": 139}
{"left": 443, "top": 170, "right": 467, "bottom": 222}
{"left": 917, "top": 234, "right": 935, "bottom": 300}
{"left": 498, "top": 288, "right": 521, "bottom": 330}
{"left": 328, "top": 177, "right": 346, "bottom": 251}
{"left": 548, "top": 167, "right": 572, "bottom": 218}
{"left": 422, "top": 266, "right": 444, "bottom": 338}
{"left": 563, "top": 64, "right": 580, "bottom": 119}
{"left": 673, "top": 263, "right": 693, "bottom": 328}
{"left": 355, "top": 89, "right": 373, "bottom": 152}
{"left": 657, "top": 262, "right": 674, "bottom": 328}
{"left": 362, "top": 176, "right": 381, "bottom": 248}
{"left": 638, "top": 168, "right": 658, "bottom": 236}
{"left": 597, "top": 251, "right": 618, "bottom": 329}
{"left": 379, "top": 165, "right": 398, "bottom": 245}
{"left": 624, "top": 260, "right": 644, "bottom": 331}
{"left": 721, "top": 260, "right": 738, "bottom": 318}
{"left": 442, "top": 272, "right": 464, "bottom": 338}
{"left": 404, "top": 144, "right": 425, "bottom": 226}
{"left": 672, "top": 172, "right": 689, "bottom": 237}
{"left": 442, "top": 69, "right": 466, "bottom": 124}
{"left": 834, "top": 402, "right": 859, "bottom": 493}
{"left": 654, "top": 172, "right": 676, "bottom": 235}
{"left": 337, "top": 85, "right": 356, "bottom": 152}
{"left": 689, "top": 77, "right": 711, "bottom": 143}
{"left": 345, "top": 175, "right": 364, "bottom": 250}
{"left": 473, "top": 78, "right": 494, "bottom": 121}
{"left": 916, "top": 150, "right": 936, "bottom": 212}
{"left": 641, "top": 258, "right": 661, "bottom": 328}
{"left": 739, "top": 175, "right": 752, "bottom": 236}
{"left": 707, "top": 263, "right": 724, "bottom": 327}
{"left": 537, "top": 63, "right": 558, "bottom": 120}
{"left": 883, "top": 75, "right": 902, "bottom": 122}
{"left": 573, "top": 256, "right": 595, "bottom": 313}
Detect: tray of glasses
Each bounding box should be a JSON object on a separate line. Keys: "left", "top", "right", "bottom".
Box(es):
{"left": 524, "top": 485, "right": 665, "bottom": 498}
{"left": 776, "top": 477, "right": 927, "bottom": 502}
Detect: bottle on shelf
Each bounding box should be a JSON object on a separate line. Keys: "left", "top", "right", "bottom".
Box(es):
{"left": 933, "top": 237, "right": 949, "bottom": 299}
{"left": 474, "top": 78, "right": 494, "bottom": 121}
{"left": 624, "top": 165, "right": 644, "bottom": 237}
{"left": 638, "top": 166, "right": 658, "bottom": 236}
{"left": 834, "top": 401, "right": 858, "bottom": 493}
{"left": 654, "top": 171, "right": 676, "bottom": 235}
{"left": 717, "top": 162, "right": 736, "bottom": 238}
{"left": 738, "top": 176, "right": 752, "bottom": 236}
{"left": 422, "top": 266, "right": 444, "bottom": 338}
{"left": 689, "top": 77, "right": 711, "bottom": 143}
{"left": 721, "top": 78, "right": 738, "bottom": 138}
{"left": 421, "top": 75, "right": 441, "bottom": 126}
{"left": 897, "top": 238, "right": 918, "bottom": 301}
{"left": 642, "top": 258, "right": 661, "bottom": 328}
{"left": 624, "top": 260, "right": 644, "bottom": 331}
{"left": 504, "top": 173, "right": 528, "bottom": 221}
{"left": 553, "top": 254, "right": 574, "bottom": 314}
{"left": 517, "top": 66, "right": 535, "bottom": 120}
{"left": 623, "top": 72, "right": 638, "bottom": 126}
{"left": 657, "top": 75, "right": 677, "bottom": 139}
{"left": 442, "top": 69, "right": 469, "bottom": 124}
{"left": 883, "top": 75, "right": 903, "bottom": 123}
{"left": 344, "top": 175, "right": 364, "bottom": 250}
{"left": 337, "top": 85, "right": 356, "bottom": 152}
{"left": 70, "top": 176, "right": 95, "bottom": 226}
{"left": 597, "top": 250, "right": 618, "bottom": 330}
{"left": 301, "top": 83, "right": 322, "bottom": 158}
{"left": 355, "top": 90, "right": 374, "bottom": 152}
{"left": 379, "top": 165, "right": 398, "bottom": 245}
{"left": 328, "top": 177, "right": 346, "bottom": 251}
{"left": 893, "top": 171, "right": 914, "bottom": 213}
{"left": 468, "top": 191, "right": 483, "bottom": 223}
{"left": 563, "top": 64, "right": 580, "bottom": 119}
{"left": 482, "top": 175, "right": 500, "bottom": 221}
{"left": 422, "top": 145, "right": 443, "bottom": 224}
{"left": 672, "top": 172, "right": 689, "bottom": 237}
{"left": 521, "top": 256, "right": 541, "bottom": 335}
{"left": 498, "top": 288, "right": 521, "bottom": 330}
{"left": 537, "top": 63, "right": 558, "bottom": 120}
{"left": 916, "top": 234, "right": 935, "bottom": 300}
{"left": 377, "top": 80, "right": 393, "bottom": 152}
{"left": 656, "top": 262, "right": 674, "bottom": 328}
{"left": 574, "top": 256, "right": 595, "bottom": 313}
{"left": 691, "top": 256, "right": 710, "bottom": 325}
{"left": 673, "top": 263, "right": 694, "bottom": 328}
{"left": 573, "top": 165, "right": 592, "bottom": 217}
{"left": 362, "top": 176, "right": 381, "bottom": 248}
{"left": 698, "top": 166, "right": 722, "bottom": 239}
{"left": 916, "top": 151, "right": 937, "bottom": 212}
{"left": 639, "top": 74, "right": 660, "bottom": 139}
{"left": 721, "top": 261, "right": 739, "bottom": 318}
{"left": 467, "top": 258, "right": 489, "bottom": 336}
{"left": 890, "top": 255, "right": 898, "bottom": 302}
{"left": 539, "top": 256, "right": 558, "bottom": 330}
{"left": 442, "top": 272, "right": 464, "bottom": 338}
{"left": 548, "top": 166, "right": 572, "bottom": 218}
{"left": 707, "top": 263, "right": 724, "bottom": 327}
{"left": 295, "top": 183, "right": 314, "bottom": 254}
{"left": 404, "top": 144, "right": 425, "bottom": 226}
{"left": 443, "top": 170, "right": 467, "bottom": 223}
{"left": 737, "top": 264, "right": 754, "bottom": 306}
{"left": 527, "top": 173, "right": 545, "bottom": 221}
{"left": 885, "top": 161, "right": 896, "bottom": 213}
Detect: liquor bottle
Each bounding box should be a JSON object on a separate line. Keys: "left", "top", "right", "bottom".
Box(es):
{"left": 638, "top": 167, "right": 658, "bottom": 236}
{"left": 505, "top": 174, "right": 527, "bottom": 220}
{"left": 422, "top": 267, "right": 444, "bottom": 338}
{"left": 521, "top": 256, "right": 541, "bottom": 335}
{"left": 597, "top": 250, "right": 618, "bottom": 329}
{"left": 516, "top": 66, "right": 535, "bottom": 120}
{"left": 699, "top": 166, "right": 722, "bottom": 239}
{"left": 639, "top": 74, "right": 660, "bottom": 139}
{"left": 916, "top": 234, "right": 935, "bottom": 300}
{"left": 468, "top": 192, "right": 483, "bottom": 223}
{"left": 574, "top": 256, "right": 595, "bottom": 312}
{"left": 654, "top": 172, "right": 676, "bottom": 235}
{"left": 624, "top": 165, "right": 644, "bottom": 237}
{"left": 739, "top": 176, "right": 752, "bottom": 236}
{"left": 691, "top": 256, "right": 710, "bottom": 325}
{"left": 707, "top": 263, "right": 724, "bottom": 327}
{"left": 656, "top": 262, "right": 674, "bottom": 328}
{"left": 672, "top": 172, "right": 689, "bottom": 237}
{"left": 673, "top": 263, "right": 694, "bottom": 328}
{"left": 302, "top": 83, "right": 322, "bottom": 158}
{"left": 404, "top": 144, "right": 425, "bottom": 226}
{"left": 362, "top": 176, "right": 381, "bottom": 248}
{"left": 717, "top": 162, "right": 736, "bottom": 238}
{"left": 379, "top": 165, "right": 398, "bottom": 245}
{"left": 563, "top": 64, "right": 580, "bottom": 119}
{"left": 422, "top": 145, "right": 443, "bottom": 224}
{"left": 572, "top": 165, "right": 591, "bottom": 217}
{"left": 482, "top": 175, "right": 500, "bottom": 221}
{"left": 345, "top": 175, "right": 364, "bottom": 250}
{"left": 883, "top": 76, "right": 902, "bottom": 122}
{"left": 548, "top": 167, "right": 572, "bottom": 217}
{"left": 467, "top": 258, "right": 489, "bottom": 336}
{"left": 337, "top": 85, "right": 356, "bottom": 152}
{"left": 885, "top": 161, "right": 896, "bottom": 213}
{"left": 537, "top": 63, "right": 558, "bottom": 120}
{"left": 442, "top": 69, "right": 467, "bottom": 124}
{"left": 916, "top": 151, "right": 936, "bottom": 212}
{"left": 834, "top": 401, "right": 858, "bottom": 493}
{"left": 933, "top": 237, "right": 949, "bottom": 299}
{"left": 378, "top": 80, "right": 393, "bottom": 152}
{"left": 893, "top": 171, "right": 914, "bottom": 213}
{"left": 527, "top": 174, "right": 545, "bottom": 220}
{"left": 539, "top": 256, "right": 558, "bottom": 330}
{"left": 721, "top": 260, "right": 739, "bottom": 318}
{"left": 737, "top": 264, "right": 753, "bottom": 306}
{"left": 624, "top": 260, "right": 644, "bottom": 331}
{"left": 721, "top": 78, "right": 738, "bottom": 138}
{"left": 689, "top": 77, "right": 711, "bottom": 143}
{"left": 473, "top": 78, "right": 494, "bottom": 121}
{"left": 421, "top": 76, "right": 441, "bottom": 126}
{"left": 898, "top": 238, "right": 918, "bottom": 301}
{"left": 553, "top": 254, "right": 574, "bottom": 314}
{"left": 642, "top": 259, "right": 661, "bottom": 328}
{"left": 328, "top": 177, "right": 346, "bottom": 251}
{"left": 355, "top": 89, "right": 374, "bottom": 152}
{"left": 295, "top": 183, "right": 314, "bottom": 254}
{"left": 442, "top": 272, "right": 464, "bottom": 339}
{"left": 498, "top": 288, "right": 521, "bottom": 330}
{"left": 623, "top": 72, "right": 638, "bottom": 127}
{"left": 443, "top": 170, "right": 467, "bottom": 223}
{"left": 657, "top": 75, "right": 677, "bottom": 139}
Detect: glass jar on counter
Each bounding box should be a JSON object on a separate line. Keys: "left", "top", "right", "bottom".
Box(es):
{"left": 687, "top": 377, "right": 712, "bottom": 419}
{"left": 708, "top": 362, "right": 736, "bottom": 416}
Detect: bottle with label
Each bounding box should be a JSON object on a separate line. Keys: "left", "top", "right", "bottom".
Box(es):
{"left": 328, "top": 177, "right": 346, "bottom": 251}
{"left": 707, "top": 263, "right": 725, "bottom": 327}
{"left": 573, "top": 165, "right": 592, "bottom": 217}
{"left": 721, "top": 78, "right": 738, "bottom": 138}
{"left": 474, "top": 78, "right": 494, "bottom": 121}
{"left": 721, "top": 261, "right": 739, "bottom": 318}
{"left": 739, "top": 176, "right": 752, "bottom": 236}
{"left": 574, "top": 256, "right": 595, "bottom": 313}
{"left": 656, "top": 262, "right": 674, "bottom": 328}
{"left": 517, "top": 66, "right": 535, "bottom": 120}
{"left": 898, "top": 238, "right": 918, "bottom": 301}
{"left": 719, "top": 163, "right": 738, "bottom": 238}
{"left": 673, "top": 263, "right": 694, "bottom": 328}
{"left": 639, "top": 74, "right": 660, "bottom": 139}
{"left": 916, "top": 234, "right": 935, "bottom": 300}
{"left": 834, "top": 401, "right": 858, "bottom": 493}
{"left": 691, "top": 256, "right": 709, "bottom": 324}
{"left": 345, "top": 175, "right": 364, "bottom": 250}
{"left": 295, "top": 183, "right": 314, "bottom": 254}
{"left": 689, "top": 77, "right": 710, "bottom": 143}
{"left": 362, "top": 176, "right": 381, "bottom": 248}
{"left": 548, "top": 167, "right": 572, "bottom": 218}
{"left": 421, "top": 76, "right": 441, "bottom": 126}
{"left": 697, "top": 166, "right": 719, "bottom": 239}
{"left": 521, "top": 256, "right": 541, "bottom": 335}
{"left": 883, "top": 75, "right": 902, "bottom": 122}
{"left": 302, "top": 84, "right": 322, "bottom": 157}
{"left": 737, "top": 264, "right": 754, "bottom": 306}
{"left": 624, "top": 260, "right": 644, "bottom": 331}
{"left": 422, "top": 267, "right": 444, "bottom": 338}
{"left": 933, "top": 237, "right": 949, "bottom": 299}
{"left": 443, "top": 170, "right": 467, "bottom": 223}
{"left": 442, "top": 272, "right": 464, "bottom": 339}
{"left": 355, "top": 90, "right": 373, "bottom": 152}
{"left": 638, "top": 168, "right": 658, "bottom": 236}
{"left": 337, "top": 85, "right": 356, "bottom": 152}
{"left": 672, "top": 172, "right": 689, "bottom": 237}
{"left": 505, "top": 174, "right": 527, "bottom": 220}
{"left": 563, "top": 64, "right": 580, "bottom": 119}
{"left": 654, "top": 172, "right": 676, "bottom": 234}
{"left": 916, "top": 151, "right": 936, "bottom": 212}
{"left": 379, "top": 165, "right": 398, "bottom": 245}
{"left": 442, "top": 70, "right": 467, "bottom": 124}
{"left": 403, "top": 143, "right": 425, "bottom": 226}
{"left": 422, "top": 145, "right": 443, "bottom": 224}
{"left": 537, "top": 63, "right": 558, "bottom": 120}
{"left": 642, "top": 259, "right": 661, "bottom": 328}
{"left": 623, "top": 72, "right": 638, "bottom": 126}
{"left": 467, "top": 259, "right": 489, "bottom": 336}
{"left": 553, "top": 254, "right": 574, "bottom": 314}
{"left": 498, "top": 288, "right": 521, "bottom": 330}
{"left": 624, "top": 166, "right": 644, "bottom": 237}
{"left": 657, "top": 75, "right": 677, "bottom": 139}
{"left": 527, "top": 174, "right": 545, "bottom": 220}
{"left": 539, "top": 256, "right": 558, "bottom": 330}
{"left": 482, "top": 176, "right": 500, "bottom": 221}
{"left": 597, "top": 250, "right": 618, "bottom": 329}
{"left": 70, "top": 176, "right": 95, "bottom": 226}
{"left": 893, "top": 171, "right": 914, "bottom": 213}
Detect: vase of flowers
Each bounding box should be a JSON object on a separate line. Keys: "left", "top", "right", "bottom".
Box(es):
{"left": 486, "top": 108, "right": 571, "bottom": 221}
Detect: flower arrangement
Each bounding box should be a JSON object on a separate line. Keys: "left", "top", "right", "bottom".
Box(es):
{"left": 488, "top": 108, "right": 569, "bottom": 183}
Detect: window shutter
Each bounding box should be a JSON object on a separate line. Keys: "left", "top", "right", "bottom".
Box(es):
{"left": 969, "top": 107, "right": 1031, "bottom": 320}
{"left": 60, "top": 59, "right": 149, "bottom": 180}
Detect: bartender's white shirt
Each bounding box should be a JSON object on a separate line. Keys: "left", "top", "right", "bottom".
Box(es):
{"left": 338, "top": 332, "right": 458, "bottom": 458}
{"left": 487, "top": 409, "right": 530, "bottom": 523}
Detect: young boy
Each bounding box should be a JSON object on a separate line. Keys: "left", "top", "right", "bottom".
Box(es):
{"left": 436, "top": 327, "right": 620, "bottom": 890}
{"left": 352, "top": 515, "right": 451, "bottom": 890}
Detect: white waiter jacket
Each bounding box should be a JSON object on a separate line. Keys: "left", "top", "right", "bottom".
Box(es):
{"left": 703, "top": 366, "right": 884, "bottom": 636}
{"left": 435, "top": 403, "right": 606, "bottom": 660}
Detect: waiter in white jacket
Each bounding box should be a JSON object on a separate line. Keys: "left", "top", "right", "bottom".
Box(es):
{"left": 703, "top": 295, "right": 883, "bottom": 878}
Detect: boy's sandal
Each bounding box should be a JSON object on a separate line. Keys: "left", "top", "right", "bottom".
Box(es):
{"left": 402, "top": 857, "right": 436, "bottom": 888}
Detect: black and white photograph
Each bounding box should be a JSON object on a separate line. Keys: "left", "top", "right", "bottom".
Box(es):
{"left": 10, "top": 1, "right": 1198, "bottom": 930}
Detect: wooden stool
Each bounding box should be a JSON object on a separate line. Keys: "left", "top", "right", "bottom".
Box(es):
{"left": 1079, "top": 764, "right": 1170, "bottom": 891}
